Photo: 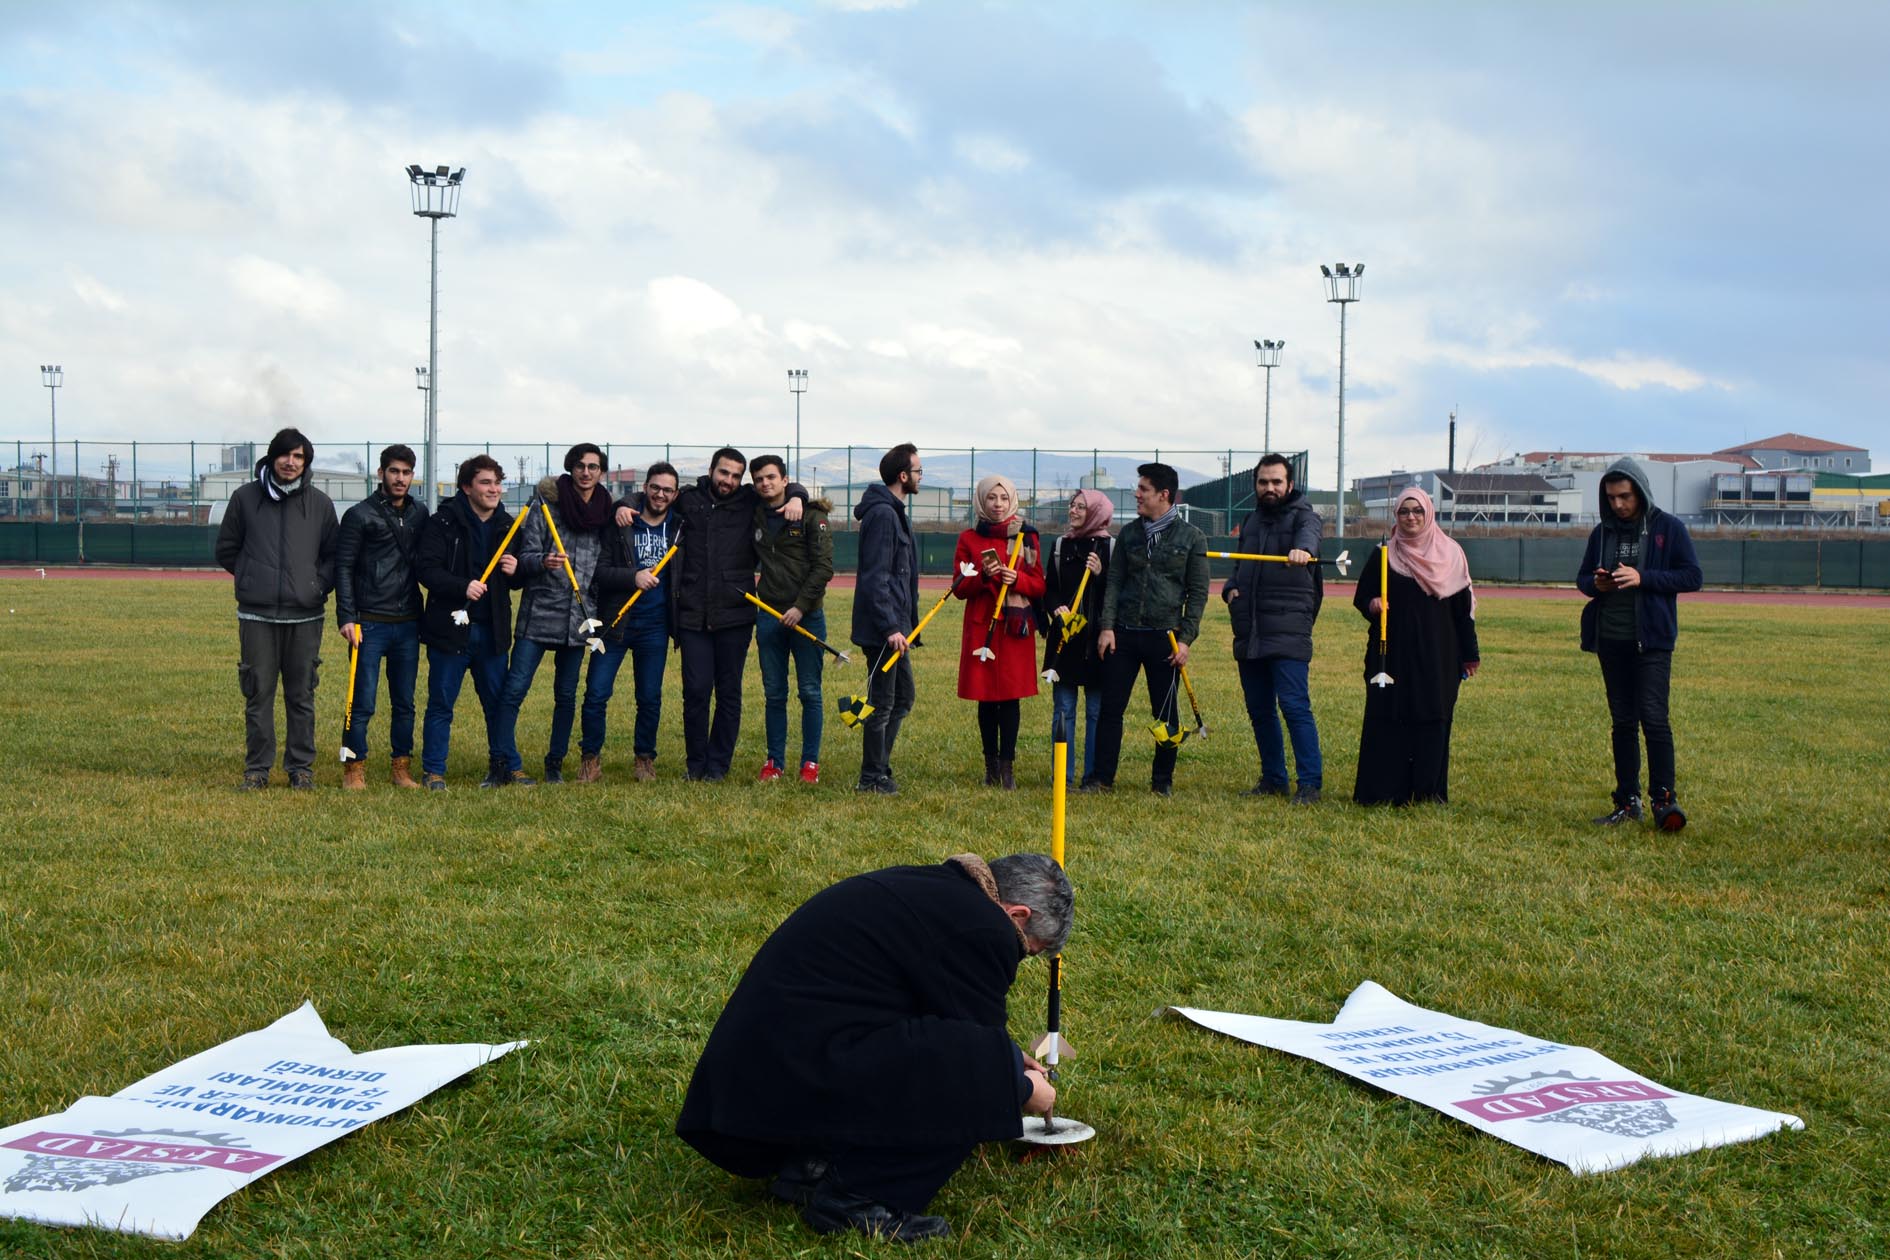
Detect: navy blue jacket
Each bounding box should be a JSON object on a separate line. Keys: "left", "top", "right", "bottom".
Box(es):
{"left": 851, "top": 482, "right": 920, "bottom": 652}
{"left": 1576, "top": 457, "right": 1703, "bottom": 653}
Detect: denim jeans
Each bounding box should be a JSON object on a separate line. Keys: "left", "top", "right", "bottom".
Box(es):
{"left": 342, "top": 619, "right": 420, "bottom": 760}
{"left": 755, "top": 609, "right": 826, "bottom": 767}
{"left": 421, "top": 622, "right": 508, "bottom": 777}
{"left": 622, "top": 617, "right": 669, "bottom": 759}
{"left": 579, "top": 636, "right": 629, "bottom": 758}
{"left": 1237, "top": 655, "right": 1323, "bottom": 790}
{"left": 493, "top": 638, "right": 584, "bottom": 772}
{"left": 1051, "top": 682, "right": 1102, "bottom": 785}
{"left": 859, "top": 652, "right": 914, "bottom": 785}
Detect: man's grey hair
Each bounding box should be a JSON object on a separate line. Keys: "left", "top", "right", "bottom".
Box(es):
{"left": 990, "top": 853, "right": 1074, "bottom": 953}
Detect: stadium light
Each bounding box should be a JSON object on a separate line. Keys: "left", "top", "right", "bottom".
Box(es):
{"left": 406, "top": 163, "right": 467, "bottom": 505}
{"left": 1321, "top": 263, "right": 1365, "bottom": 534}
{"left": 788, "top": 368, "right": 809, "bottom": 483}
{"left": 1253, "top": 339, "right": 1284, "bottom": 454}
{"left": 40, "top": 365, "right": 62, "bottom": 524}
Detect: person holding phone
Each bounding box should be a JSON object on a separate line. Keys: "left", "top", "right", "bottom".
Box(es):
{"left": 952, "top": 475, "right": 1045, "bottom": 789}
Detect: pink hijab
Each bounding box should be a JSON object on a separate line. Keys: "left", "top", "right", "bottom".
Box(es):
{"left": 1387, "top": 486, "right": 1473, "bottom": 606}
{"left": 1066, "top": 488, "right": 1114, "bottom": 540}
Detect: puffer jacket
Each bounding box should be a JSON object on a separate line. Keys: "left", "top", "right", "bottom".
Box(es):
{"left": 335, "top": 488, "right": 428, "bottom": 626}
{"left": 852, "top": 482, "right": 919, "bottom": 650}
{"left": 511, "top": 478, "right": 610, "bottom": 647}
{"left": 1221, "top": 490, "right": 1324, "bottom": 661}
{"left": 669, "top": 476, "right": 807, "bottom": 633}
{"left": 415, "top": 491, "right": 515, "bottom": 655}
{"left": 215, "top": 459, "right": 337, "bottom": 619}
{"left": 754, "top": 497, "right": 835, "bottom": 617}
{"left": 1099, "top": 515, "right": 1210, "bottom": 644}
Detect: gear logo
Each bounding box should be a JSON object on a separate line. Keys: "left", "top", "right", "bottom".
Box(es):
{"left": 1452, "top": 1070, "right": 1678, "bottom": 1138}
{"left": 2, "top": 1127, "right": 285, "bottom": 1195}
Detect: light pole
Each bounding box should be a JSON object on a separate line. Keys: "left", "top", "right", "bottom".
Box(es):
{"left": 1320, "top": 263, "right": 1364, "bottom": 535}
{"left": 788, "top": 368, "right": 808, "bottom": 483}
{"left": 40, "top": 365, "right": 62, "bottom": 523}
{"left": 406, "top": 163, "right": 466, "bottom": 506}
{"left": 415, "top": 367, "right": 430, "bottom": 478}
{"left": 1253, "top": 339, "right": 1283, "bottom": 454}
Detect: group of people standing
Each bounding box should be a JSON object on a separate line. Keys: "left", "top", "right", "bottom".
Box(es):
{"left": 216, "top": 432, "right": 1698, "bottom": 828}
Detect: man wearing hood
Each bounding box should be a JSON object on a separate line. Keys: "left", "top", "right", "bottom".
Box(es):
{"left": 1576, "top": 456, "right": 1703, "bottom": 831}
{"left": 215, "top": 427, "right": 337, "bottom": 790}
{"left": 851, "top": 444, "right": 923, "bottom": 794}
{"left": 1221, "top": 453, "right": 1325, "bottom": 802}
{"left": 490, "top": 443, "right": 618, "bottom": 787}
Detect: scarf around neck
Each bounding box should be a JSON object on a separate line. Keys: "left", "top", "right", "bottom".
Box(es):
{"left": 557, "top": 473, "right": 613, "bottom": 532}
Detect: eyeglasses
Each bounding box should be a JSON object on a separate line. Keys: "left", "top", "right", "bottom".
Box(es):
{"left": 575, "top": 462, "right": 603, "bottom": 472}
{"left": 645, "top": 484, "right": 676, "bottom": 496}
{"left": 1395, "top": 507, "right": 1425, "bottom": 517}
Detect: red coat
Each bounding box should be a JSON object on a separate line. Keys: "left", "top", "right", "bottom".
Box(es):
{"left": 954, "top": 524, "right": 1045, "bottom": 702}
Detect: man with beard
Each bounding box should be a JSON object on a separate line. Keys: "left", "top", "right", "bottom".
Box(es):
{"left": 1576, "top": 457, "right": 1702, "bottom": 831}
{"left": 1221, "top": 453, "right": 1324, "bottom": 802}
{"left": 335, "top": 444, "right": 429, "bottom": 790}
{"left": 667, "top": 447, "right": 803, "bottom": 781}
{"left": 490, "top": 443, "right": 617, "bottom": 786}
{"left": 851, "top": 443, "right": 923, "bottom": 794}
{"left": 215, "top": 427, "right": 337, "bottom": 790}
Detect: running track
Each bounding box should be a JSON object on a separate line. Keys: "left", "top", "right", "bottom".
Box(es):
{"left": 3, "top": 567, "right": 1886, "bottom": 606}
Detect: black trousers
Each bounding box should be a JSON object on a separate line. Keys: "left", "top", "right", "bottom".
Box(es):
{"left": 678, "top": 625, "right": 753, "bottom": 778}
{"left": 1090, "top": 628, "right": 1181, "bottom": 789}
{"left": 1597, "top": 640, "right": 1675, "bottom": 804}
{"left": 859, "top": 651, "right": 915, "bottom": 784}
{"left": 977, "top": 699, "right": 1020, "bottom": 760}
{"left": 236, "top": 618, "right": 324, "bottom": 776}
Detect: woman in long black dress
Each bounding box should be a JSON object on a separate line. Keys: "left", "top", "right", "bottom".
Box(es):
{"left": 1353, "top": 487, "right": 1479, "bottom": 804}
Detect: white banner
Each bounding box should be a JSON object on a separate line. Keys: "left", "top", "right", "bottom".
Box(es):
{"left": 1167, "top": 981, "right": 1801, "bottom": 1174}
{"left": 0, "top": 1003, "right": 524, "bottom": 1240}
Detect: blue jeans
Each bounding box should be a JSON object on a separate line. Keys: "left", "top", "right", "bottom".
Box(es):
{"left": 622, "top": 617, "right": 669, "bottom": 758}
{"left": 579, "top": 633, "right": 640, "bottom": 758}
{"left": 1051, "top": 682, "right": 1102, "bottom": 785}
{"left": 755, "top": 609, "right": 826, "bottom": 767}
{"left": 1238, "top": 656, "right": 1323, "bottom": 790}
{"left": 343, "top": 619, "right": 420, "bottom": 760}
{"left": 494, "top": 638, "right": 584, "bottom": 772}
{"left": 421, "top": 622, "right": 508, "bottom": 776}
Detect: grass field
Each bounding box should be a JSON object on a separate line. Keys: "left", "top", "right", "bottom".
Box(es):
{"left": 1, "top": 578, "right": 1886, "bottom": 1258}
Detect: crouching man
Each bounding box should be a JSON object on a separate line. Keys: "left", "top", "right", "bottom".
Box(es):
{"left": 676, "top": 852, "right": 1072, "bottom": 1242}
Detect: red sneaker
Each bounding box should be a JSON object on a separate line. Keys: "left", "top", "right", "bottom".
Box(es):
{"left": 799, "top": 760, "right": 820, "bottom": 784}
{"left": 759, "top": 760, "right": 783, "bottom": 783}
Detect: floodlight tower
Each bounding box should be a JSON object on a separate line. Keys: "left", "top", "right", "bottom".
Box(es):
{"left": 415, "top": 365, "right": 430, "bottom": 438}
{"left": 1253, "top": 339, "right": 1284, "bottom": 454}
{"left": 406, "top": 163, "right": 466, "bottom": 506}
{"left": 40, "top": 365, "right": 62, "bottom": 523}
{"left": 1320, "top": 263, "right": 1364, "bottom": 534}
{"left": 788, "top": 368, "right": 808, "bottom": 483}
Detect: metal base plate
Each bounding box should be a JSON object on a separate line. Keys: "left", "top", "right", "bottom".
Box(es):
{"left": 1014, "top": 1115, "right": 1096, "bottom": 1146}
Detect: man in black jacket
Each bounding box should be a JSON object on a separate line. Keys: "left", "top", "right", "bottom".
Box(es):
{"left": 677, "top": 852, "right": 1070, "bottom": 1243}
{"left": 214, "top": 427, "right": 337, "bottom": 790}
{"left": 851, "top": 444, "right": 923, "bottom": 794}
{"left": 415, "top": 455, "right": 517, "bottom": 791}
{"left": 1221, "top": 454, "right": 1324, "bottom": 802}
{"left": 667, "top": 447, "right": 802, "bottom": 781}
{"left": 335, "top": 444, "right": 429, "bottom": 790}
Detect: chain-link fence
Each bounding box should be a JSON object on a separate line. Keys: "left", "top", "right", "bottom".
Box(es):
{"left": 0, "top": 439, "right": 1301, "bottom": 534}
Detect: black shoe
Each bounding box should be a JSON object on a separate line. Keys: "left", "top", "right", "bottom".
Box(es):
{"left": 1649, "top": 790, "right": 1687, "bottom": 833}
{"left": 288, "top": 769, "right": 315, "bottom": 791}
{"left": 478, "top": 759, "right": 506, "bottom": 789}
{"left": 542, "top": 760, "right": 564, "bottom": 785}
{"left": 1245, "top": 779, "right": 1289, "bottom": 798}
{"left": 768, "top": 1156, "right": 830, "bottom": 1207}
{"left": 425, "top": 774, "right": 447, "bottom": 792}
{"left": 802, "top": 1189, "right": 950, "bottom": 1243}
{"left": 238, "top": 771, "right": 269, "bottom": 791}
{"left": 1593, "top": 795, "right": 1642, "bottom": 826}
{"left": 1292, "top": 785, "right": 1321, "bottom": 805}
{"left": 1151, "top": 782, "right": 1173, "bottom": 797}
{"left": 1078, "top": 778, "right": 1112, "bottom": 794}
{"left": 854, "top": 774, "right": 897, "bottom": 795}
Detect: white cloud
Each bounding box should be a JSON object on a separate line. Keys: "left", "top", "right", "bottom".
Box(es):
{"left": 71, "top": 274, "right": 127, "bottom": 313}
{"left": 952, "top": 133, "right": 1030, "bottom": 173}
{"left": 227, "top": 256, "right": 344, "bottom": 323}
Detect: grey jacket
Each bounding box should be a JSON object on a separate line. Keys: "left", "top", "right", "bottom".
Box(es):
{"left": 511, "top": 480, "right": 609, "bottom": 647}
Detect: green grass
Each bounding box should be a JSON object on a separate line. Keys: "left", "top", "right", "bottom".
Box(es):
{"left": 1, "top": 579, "right": 1885, "bottom": 1258}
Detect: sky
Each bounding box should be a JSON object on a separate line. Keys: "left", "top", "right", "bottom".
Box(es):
{"left": 2, "top": 0, "right": 1884, "bottom": 490}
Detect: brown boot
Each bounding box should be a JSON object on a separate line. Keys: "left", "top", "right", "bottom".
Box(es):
{"left": 390, "top": 756, "right": 420, "bottom": 789}
{"left": 342, "top": 761, "right": 367, "bottom": 791}
{"left": 578, "top": 754, "right": 603, "bottom": 783}
{"left": 998, "top": 758, "right": 1016, "bottom": 790}
{"left": 633, "top": 755, "right": 656, "bottom": 782}
{"left": 984, "top": 755, "right": 1001, "bottom": 787}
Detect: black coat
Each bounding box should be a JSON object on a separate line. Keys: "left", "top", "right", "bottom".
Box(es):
{"left": 1041, "top": 534, "right": 1111, "bottom": 687}
{"left": 214, "top": 467, "right": 336, "bottom": 620}
{"left": 415, "top": 492, "right": 515, "bottom": 655}
{"left": 668, "top": 478, "right": 808, "bottom": 634}
{"left": 851, "top": 482, "right": 920, "bottom": 651}
{"left": 676, "top": 860, "right": 1029, "bottom": 1176}
{"left": 1222, "top": 491, "right": 1323, "bottom": 661}
{"left": 335, "top": 489, "right": 428, "bottom": 626}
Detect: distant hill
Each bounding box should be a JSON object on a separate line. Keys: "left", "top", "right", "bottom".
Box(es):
{"left": 795, "top": 447, "right": 1219, "bottom": 493}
